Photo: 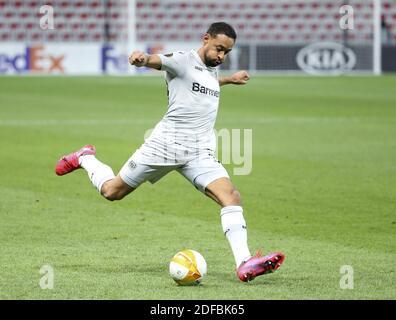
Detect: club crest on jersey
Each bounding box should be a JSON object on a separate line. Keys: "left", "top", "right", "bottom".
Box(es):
{"left": 192, "top": 82, "right": 219, "bottom": 97}
{"left": 128, "top": 160, "right": 137, "bottom": 169}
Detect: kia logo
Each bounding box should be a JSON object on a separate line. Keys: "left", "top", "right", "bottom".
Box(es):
{"left": 296, "top": 42, "right": 356, "bottom": 75}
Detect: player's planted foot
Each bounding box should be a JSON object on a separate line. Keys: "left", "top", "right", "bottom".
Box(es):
{"left": 237, "top": 251, "right": 285, "bottom": 282}
{"left": 55, "top": 145, "right": 96, "bottom": 176}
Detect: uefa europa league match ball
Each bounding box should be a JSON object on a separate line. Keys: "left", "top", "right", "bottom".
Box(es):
{"left": 169, "top": 249, "right": 207, "bottom": 285}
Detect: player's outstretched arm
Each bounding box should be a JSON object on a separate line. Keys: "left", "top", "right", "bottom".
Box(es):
{"left": 219, "top": 70, "right": 250, "bottom": 86}
{"left": 129, "top": 51, "right": 162, "bottom": 70}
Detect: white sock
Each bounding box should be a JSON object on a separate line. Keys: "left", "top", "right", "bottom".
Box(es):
{"left": 79, "top": 155, "right": 115, "bottom": 193}
{"left": 221, "top": 206, "right": 251, "bottom": 267}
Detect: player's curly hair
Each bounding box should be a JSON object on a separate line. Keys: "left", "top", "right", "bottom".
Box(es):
{"left": 206, "top": 22, "right": 237, "bottom": 41}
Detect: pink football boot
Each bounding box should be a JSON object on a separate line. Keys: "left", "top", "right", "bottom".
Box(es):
{"left": 237, "top": 251, "right": 285, "bottom": 282}
{"left": 55, "top": 145, "right": 96, "bottom": 176}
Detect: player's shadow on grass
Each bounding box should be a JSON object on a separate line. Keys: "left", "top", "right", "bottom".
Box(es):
{"left": 127, "top": 263, "right": 168, "bottom": 274}
{"left": 59, "top": 263, "right": 165, "bottom": 274}
{"left": 209, "top": 270, "right": 283, "bottom": 287}
{"left": 60, "top": 264, "right": 285, "bottom": 287}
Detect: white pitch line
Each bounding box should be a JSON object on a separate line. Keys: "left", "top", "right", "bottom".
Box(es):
{"left": 0, "top": 119, "right": 156, "bottom": 126}
{"left": 0, "top": 117, "right": 370, "bottom": 127}
{"left": 223, "top": 117, "right": 368, "bottom": 124}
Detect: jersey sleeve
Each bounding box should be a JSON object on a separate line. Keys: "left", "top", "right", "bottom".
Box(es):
{"left": 158, "top": 51, "right": 187, "bottom": 77}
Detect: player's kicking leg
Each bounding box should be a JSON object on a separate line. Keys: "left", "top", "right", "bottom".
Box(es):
{"left": 55, "top": 145, "right": 134, "bottom": 200}
{"left": 205, "top": 177, "right": 285, "bottom": 282}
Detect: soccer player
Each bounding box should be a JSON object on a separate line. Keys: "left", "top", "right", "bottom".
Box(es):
{"left": 55, "top": 22, "right": 285, "bottom": 282}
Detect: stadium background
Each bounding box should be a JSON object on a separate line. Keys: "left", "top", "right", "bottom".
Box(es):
{"left": 0, "top": 1, "right": 395, "bottom": 300}
{"left": 1, "top": 0, "right": 396, "bottom": 74}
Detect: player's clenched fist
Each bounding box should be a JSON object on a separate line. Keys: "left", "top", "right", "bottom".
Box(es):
{"left": 230, "top": 70, "right": 250, "bottom": 85}
{"left": 129, "top": 51, "right": 148, "bottom": 67}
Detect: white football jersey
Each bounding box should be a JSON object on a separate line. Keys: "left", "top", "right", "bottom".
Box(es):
{"left": 134, "top": 49, "right": 221, "bottom": 165}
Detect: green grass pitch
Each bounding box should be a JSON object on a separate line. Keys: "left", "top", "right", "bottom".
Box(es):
{"left": 0, "top": 75, "right": 395, "bottom": 299}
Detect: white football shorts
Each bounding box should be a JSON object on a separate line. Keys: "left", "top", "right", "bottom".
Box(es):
{"left": 119, "top": 150, "right": 229, "bottom": 193}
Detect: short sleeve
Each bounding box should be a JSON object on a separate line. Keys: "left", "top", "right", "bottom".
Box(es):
{"left": 158, "top": 51, "right": 187, "bottom": 77}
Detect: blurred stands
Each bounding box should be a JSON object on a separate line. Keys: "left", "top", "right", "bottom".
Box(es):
{"left": 0, "top": 0, "right": 395, "bottom": 44}
{"left": 0, "top": 0, "right": 128, "bottom": 42}
{"left": 135, "top": 0, "right": 396, "bottom": 44}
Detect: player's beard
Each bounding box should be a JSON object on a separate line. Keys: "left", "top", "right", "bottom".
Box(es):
{"left": 204, "top": 52, "right": 222, "bottom": 67}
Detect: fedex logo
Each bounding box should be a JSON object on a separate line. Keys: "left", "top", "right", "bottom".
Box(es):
{"left": 101, "top": 45, "right": 128, "bottom": 73}
{"left": 0, "top": 45, "right": 65, "bottom": 74}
